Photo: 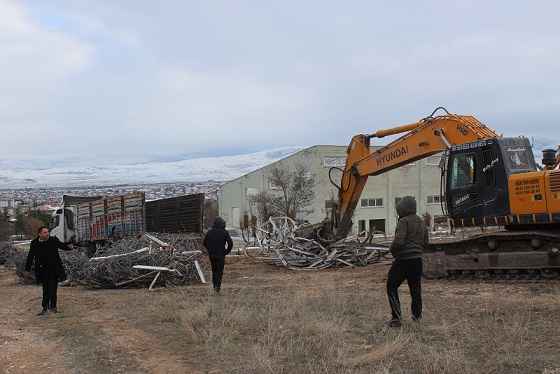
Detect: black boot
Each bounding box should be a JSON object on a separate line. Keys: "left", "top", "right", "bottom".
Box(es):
{"left": 37, "top": 309, "right": 48, "bottom": 316}
{"left": 386, "top": 318, "right": 402, "bottom": 328}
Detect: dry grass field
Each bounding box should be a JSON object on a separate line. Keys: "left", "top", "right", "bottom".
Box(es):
{"left": 1, "top": 257, "right": 559, "bottom": 374}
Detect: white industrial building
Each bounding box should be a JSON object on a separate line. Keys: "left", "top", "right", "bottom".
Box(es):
{"left": 0, "top": 199, "right": 18, "bottom": 209}
{"left": 218, "top": 145, "right": 446, "bottom": 235}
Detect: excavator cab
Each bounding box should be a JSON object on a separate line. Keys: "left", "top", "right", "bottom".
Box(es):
{"left": 445, "top": 137, "right": 537, "bottom": 226}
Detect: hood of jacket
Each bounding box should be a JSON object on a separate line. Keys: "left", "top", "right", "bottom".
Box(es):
{"left": 212, "top": 217, "right": 226, "bottom": 230}
{"left": 396, "top": 196, "right": 417, "bottom": 218}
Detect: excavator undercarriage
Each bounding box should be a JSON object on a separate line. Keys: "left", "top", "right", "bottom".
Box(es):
{"left": 424, "top": 229, "right": 560, "bottom": 279}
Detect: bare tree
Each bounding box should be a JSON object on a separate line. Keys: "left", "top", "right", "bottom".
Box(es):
{"left": 247, "top": 163, "right": 316, "bottom": 225}
{"left": 248, "top": 191, "right": 276, "bottom": 224}
{"left": 268, "top": 163, "right": 316, "bottom": 220}
{"left": 204, "top": 199, "right": 219, "bottom": 229}
{"left": 0, "top": 216, "right": 10, "bottom": 241}
{"left": 24, "top": 216, "right": 44, "bottom": 239}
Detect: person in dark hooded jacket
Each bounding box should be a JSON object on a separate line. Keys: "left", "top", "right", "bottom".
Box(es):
{"left": 386, "top": 196, "right": 428, "bottom": 327}
{"left": 25, "top": 226, "right": 73, "bottom": 315}
{"left": 203, "top": 217, "right": 233, "bottom": 293}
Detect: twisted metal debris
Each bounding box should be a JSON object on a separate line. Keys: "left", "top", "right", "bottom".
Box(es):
{"left": 11, "top": 246, "right": 90, "bottom": 285}
{"left": 0, "top": 241, "right": 17, "bottom": 266}
{"left": 81, "top": 233, "right": 205, "bottom": 288}
{"left": 243, "top": 217, "right": 392, "bottom": 270}
{"left": 13, "top": 233, "right": 206, "bottom": 289}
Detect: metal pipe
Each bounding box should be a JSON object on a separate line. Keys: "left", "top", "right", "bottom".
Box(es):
{"left": 369, "top": 122, "right": 420, "bottom": 138}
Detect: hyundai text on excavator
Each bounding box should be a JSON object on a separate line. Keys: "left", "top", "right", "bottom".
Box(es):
{"left": 329, "top": 107, "right": 560, "bottom": 279}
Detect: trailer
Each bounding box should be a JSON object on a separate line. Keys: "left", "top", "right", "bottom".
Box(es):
{"left": 145, "top": 193, "right": 204, "bottom": 233}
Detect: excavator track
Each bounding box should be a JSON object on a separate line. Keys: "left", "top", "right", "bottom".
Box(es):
{"left": 442, "top": 269, "right": 560, "bottom": 282}
{"left": 423, "top": 229, "right": 560, "bottom": 280}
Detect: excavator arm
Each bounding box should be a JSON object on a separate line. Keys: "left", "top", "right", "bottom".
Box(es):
{"left": 332, "top": 108, "right": 500, "bottom": 240}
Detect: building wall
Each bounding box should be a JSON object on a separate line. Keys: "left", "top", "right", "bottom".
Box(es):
{"left": 352, "top": 154, "right": 444, "bottom": 234}
{"left": 218, "top": 145, "right": 445, "bottom": 234}
{"left": 0, "top": 199, "right": 17, "bottom": 209}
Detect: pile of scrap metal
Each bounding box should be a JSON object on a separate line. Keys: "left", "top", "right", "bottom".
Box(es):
{"left": 15, "top": 233, "right": 207, "bottom": 289}
{"left": 84, "top": 233, "right": 206, "bottom": 289}
{"left": 12, "top": 246, "right": 90, "bottom": 285}
{"left": 0, "top": 241, "right": 17, "bottom": 266}
{"left": 243, "top": 217, "right": 392, "bottom": 270}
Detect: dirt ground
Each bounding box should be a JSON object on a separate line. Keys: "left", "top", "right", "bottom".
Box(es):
{"left": 1, "top": 257, "right": 559, "bottom": 374}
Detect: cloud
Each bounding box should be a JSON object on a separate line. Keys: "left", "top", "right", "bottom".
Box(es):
{"left": 0, "top": 0, "right": 559, "bottom": 168}
{"left": 122, "top": 67, "right": 315, "bottom": 152}
{"left": 0, "top": 0, "right": 92, "bottom": 84}
{"left": 0, "top": 0, "right": 93, "bottom": 154}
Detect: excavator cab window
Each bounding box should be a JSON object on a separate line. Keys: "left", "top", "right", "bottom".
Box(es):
{"left": 49, "top": 214, "right": 60, "bottom": 230}
{"left": 498, "top": 137, "right": 537, "bottom": 174}
{"left": 507, "top": 149, "right": 530, "bottom": 169}
{"left": 450, "top": 154, "right": 475, "bottom": 189}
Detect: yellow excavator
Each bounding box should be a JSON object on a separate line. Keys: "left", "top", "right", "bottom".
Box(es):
{"left": 329, "top": 107, "right": 560, "bottom": 279}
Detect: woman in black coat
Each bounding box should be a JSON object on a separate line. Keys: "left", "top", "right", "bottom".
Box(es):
{"left": 25, "top": 226, "right": 73, "bottom": 315}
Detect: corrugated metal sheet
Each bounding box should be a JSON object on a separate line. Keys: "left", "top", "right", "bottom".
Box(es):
{"left": 146, "top": 193, "right": 204, "bottom": 233}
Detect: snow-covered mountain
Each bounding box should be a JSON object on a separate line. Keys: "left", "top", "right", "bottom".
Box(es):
{"left": 1, "top": 137, "right": 557, "bottom": 189}
{"left": 0, "top": 147, "right": 303, "bottom": 188}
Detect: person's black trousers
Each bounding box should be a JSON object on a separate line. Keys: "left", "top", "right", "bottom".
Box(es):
{"left": 387, "top": 257, "right": 423, "bottom": 321}
{"left": 41, "top": 275, "right": 58, "bottom": 310}
{"left": 209, "top": 256, "right": 225, "bottom": 290}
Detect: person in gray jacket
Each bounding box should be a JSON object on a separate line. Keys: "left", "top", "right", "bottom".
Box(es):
{"left": 386, "top": 196, "right": 428, "bottom": 327}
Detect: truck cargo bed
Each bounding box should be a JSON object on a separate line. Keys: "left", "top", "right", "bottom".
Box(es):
{"left": 76, "top": 192, "right": 145, "bottom": 242}
{"left": 146, "top": 193, "right": 204, "bottom": 233}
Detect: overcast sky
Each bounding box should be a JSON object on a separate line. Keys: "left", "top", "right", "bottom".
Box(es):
{"left": 1, "top": 0, "right": 559, "bottom": 167}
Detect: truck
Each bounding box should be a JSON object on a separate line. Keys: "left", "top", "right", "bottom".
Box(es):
{"left": 49, "top": 192, "right": 205, "bottom": 248}
{"left": 49, "top": 192, "right": 146, "bottom": 248}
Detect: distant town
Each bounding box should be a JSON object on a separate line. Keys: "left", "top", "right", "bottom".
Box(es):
{"left": 0, "top": 181, "right": 223, "bottom": 218}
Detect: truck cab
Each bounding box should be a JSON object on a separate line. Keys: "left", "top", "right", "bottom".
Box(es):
{"left": 49, "top": 207, "right": 77, "bottom": 243}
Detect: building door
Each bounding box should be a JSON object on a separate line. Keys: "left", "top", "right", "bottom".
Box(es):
{"left": 358, "top": 220, "right": 366, "bottom": 233}
{"left": 232, "top": 207, "right": 240, "bottom": 228}
{"left": 369, "top": 219, "right": 385, "bottom": 233}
